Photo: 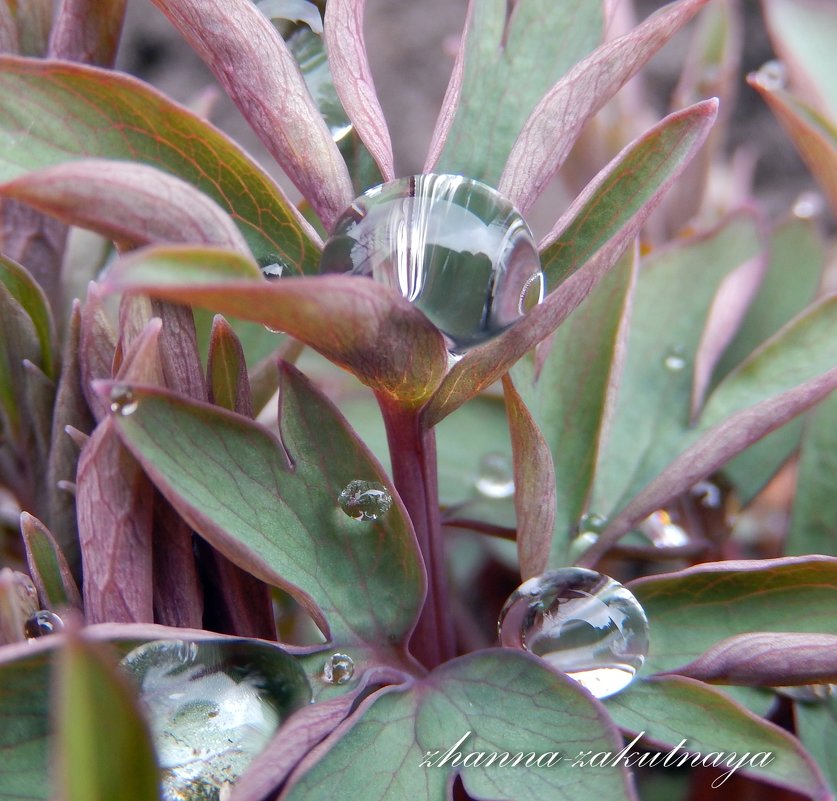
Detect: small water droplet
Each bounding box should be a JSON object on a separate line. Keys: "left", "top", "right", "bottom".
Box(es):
{"left": 498, "top": 568, "right": 649, "bottom": 699}
{"left": 23, "top": 609, "right": 64, "bottom": 639}
{"left": 109, "top": 384, "right": 138, "bottom": 416}
{"left": 257, "top": 253, "right": 289, "bottom": 280}
{"left": 120, "top": 639, "right": 309, "bottom": 801}
{"left": 663, "top": 346, "right": 687, "bottom": 372}
{"left": 639, "top": 510, "right": 689, "bottom": 548}
{"left": 475, "top": 453, "right": 514, "bottom": 499}
{"left": 792, "top": 191, "right": 824, "bottom": 220}
{"left": 322, "top": 653, "right": 354, "bottom": 685}
{"left": 338, "top": 480, "right": 392, "bottom": 521}
{"left": 577, "top": 512, "right": 607, "bottom": 535}
{"left": 752, "top": 59, "right": 787, "bottom": 91}
{"left": 320, "top": 174, "right": 544, "bottom": 353}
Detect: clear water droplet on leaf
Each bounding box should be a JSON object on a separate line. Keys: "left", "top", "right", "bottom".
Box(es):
{"left": 23, "top": 609, "right": 64, "bottom": 638}
{"left": 322, "top": 652, "right": 354, "bottom": 685}
{"left": 320, "top": 174, "right": 544, "bottom": 353}
{"left": 639, "top": 510, "right": 689, "bottom": 548}
{"left": 109, "top": 384, "right": 138, "bottom": 416}
{"left": 498, "top": 568, "right": 649, "bottom": 699}
{"left": 753, "top": 59, "right": 787, "bottom": 91}
{"left": 338, "top": 480, "right": 392, "bottom": 521}
{"left": 120, "top": 639, "right": 309, "bottom": 801}
{"left": 577, "top": 512, "right": 607, "bottom": 535}
{"left": 475, "top": 453, "right": 515, "bottom": 499}
{"left": 663, "top": 346, "right": 687, "bottom": 372}
{"left": 257, "top": 253, "right": 289, "bottom": 280}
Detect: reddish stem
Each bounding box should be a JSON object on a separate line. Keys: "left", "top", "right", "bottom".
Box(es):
{"left": 378, "top": 396, "right": 456, "bottom": 669}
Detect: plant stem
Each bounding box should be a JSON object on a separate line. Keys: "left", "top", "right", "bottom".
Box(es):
{"left": 378, "top": 397, "right": 455, "bottom": 669}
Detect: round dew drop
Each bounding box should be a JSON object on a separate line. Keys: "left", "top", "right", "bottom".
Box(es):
{"left": 475, "top": 452, "right": 515, "bottom": 499}
{"left": 338, "top": 480, "right": 392, "bottom": 521}
{"left": 23, "top": 609, "right": 64, "bottom": 639}
{"left": 109, "top": 384, "right": 138, "bottom": 416}
{"left": 320, "top": 174, "right": 544, "bottom": 353}
{"left": 498, "top": 568, "right": 649, "bottom": 699}
{"left": 322, "top": 653, "right": 355, "bottom": 685}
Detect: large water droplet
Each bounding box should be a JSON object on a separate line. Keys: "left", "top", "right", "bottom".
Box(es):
{"left": 320, "top": 174, "right": 544, "bottom": 352}
{"left": 498, "top": 568, "right": 649, "bottom": 699}
{"left": 23, "top": 609, "right": 64, "bottom": 639}
{"left": 120, "top": 639, "right": 309, "bottom": 801}
{"left": 109, "top": 384, "right": 138, "bottom": 416}
{"left": 322, "top": 652, "right": 354, "bottom": 685}
{"left": 475, "top": 453, "right": 515, "bottom": 499}
{"left": 338, "top": 480, "right": 392, "bottom": 521}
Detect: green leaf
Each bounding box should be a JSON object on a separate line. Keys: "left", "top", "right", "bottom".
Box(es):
{"left": 207, "top": 315, "right": 252, "bottom": 415}
{"left": 0, "top": 281, "right": 40, "bottom": 442}
{"left": 788, "top": 390, "right": 837, "bottom": 556}
{"left": 763, "top": 0, "right": 837, "bottom": 120}
{"left": 103, "top": 246, "right": 448, "bottom": 404}
{"left": 513, "top": 247, "right": 635, "bottom": 566}
{"left": 794, "top": 694, "right": 837, "bottom": 797}
{"left": 428, "top": 0, "right": 603, "bottom": 186}
{"left": 590, "top": 211, "right": 762, "bottom": 519}
{"left": 0, "top": 253, "right": 55, "bottom": 378}
{"left": 20, "top": 512, "right": 81, "bottom": 609}
{"left": 284, "top": 649, "right": 635, "bottom": 801}
{"left": 0, "top": 56, "right": 321, "bottom": 272}
{"left": 424, "top": 100, "right": 718, "bottom": 426}
{"left": 55, "top": 636, "right": 160, "bottom": 801}
{"left": 719, "top": 218, "right": 825, "bottom": 503}
{"left": 0, "top": 647, "right": 50, "bottom": 800}
{"left": 108, "top": 363, "right": 424, "bottom": 646}
{"left": 607, "top": 677, "right": 831, "bottom": 801}
{"left": 628, "top": 556, "right": 837, "bottom": 675}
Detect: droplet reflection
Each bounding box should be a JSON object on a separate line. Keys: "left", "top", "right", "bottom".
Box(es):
{"left": 498, "top": 568, "right": 649, "bottom": 699}
{"left": 120, "top": 639, "right": 309, "bottom": 801}
{"left": 322, "top": 653, "right": 354, "bottom": 685}
{"left": 23, "top": 609, "right": 64, "bottom": 639}
{"left": 338, "top": 480, "right": 392, "bottom": 521}
{"left": 320, "top": 174, "right": 544, "bottom": 352}
{"left": 475, "top": 453, "right": 515, "bottom": 499}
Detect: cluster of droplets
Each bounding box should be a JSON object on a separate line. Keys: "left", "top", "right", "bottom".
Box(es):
{"left": 338, "top": 480, "right": 392, "bottom": 521}
{"left": 120, "top": 640, "right": 309, "bottom": 801}
{"left": 498, "top": 568, "right": 649, "bottom": 699}
{"left": 320, "top": 174, "right": 544, "bottom": 353}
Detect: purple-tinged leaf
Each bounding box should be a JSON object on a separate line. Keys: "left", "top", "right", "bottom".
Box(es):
{"left": 426, "top": 0, "right": 604, "bottom": 186}
{"left": 48, "top": 0, "right": 125, "bottom": 66}
{"left": 55, "top": 634, "right": 160, "bottom": 801}
{"left": 0, "top": 567, "right": 38, "bottom": 645}
{"left": 691, "top": 248, "right": 767, "bottom": 419}
{"left": 499, "top": 0, "right": 710, "bottom": 213}
{"left": 788, "top": 390, "right": 837, "bottom": 557}
{"left": 0, "top": 160, "right": 249, "bottom": 253}
{"left": 47, "top": 301, "right": 93, "bottom": 577}
{"left": 749, "top": 69, "right": 837, "bottom": 217}
{"left": 282, "top": 649, "right": 636, "bottom": 801}
{"left": 513, "top": 247, "right": 636, "bottom": 565}
{"left": 0, "top": 2, "right": 18, "bottom": 53}
{"left": 20, "top": 511, "right": 81, "bottom": 609}
{"left": 666, "top": 632, "right": 837, "bottom": 686}
{"left": 79, "top": 284, "right": 117, "bottom": 421}
{"left": 105, "top": 363, "right": 425, "bottom": 647}
{"left": 607, "top": 676, "right": 832, "bottom": 801}
{"left": 150, "top": 494, "right": 203, "bottom": 630}
{"left": 423, "top": 101, "right": 717, "bottom": 426}
{"left": 502, "top": 374, "right": 555, "bottom": 579}
{"left": 148, "top": 299, "right": 206, "bottom": 400}
{"left": 627, "top": 556, "right": 837, "bottom": 675}
{"left": 103, "top": 246, "right": 448, "bottom": 404}
{"left": 76, "top": 418, "right": 154, "bottom": 624}
{"left": 150, "top": 0, "right": 353, "bottom": 230}
{"left": 762, "top": 0, "right": 837, "bottom": 120}
{"left": 0, "top": 253, "right": 56, "bottom": 379}
{"left": 208, "top": 314, "right": 253, "bottom": 417}
{"left": 114, "top": 317, "right": 164, "bottom": 386}
{"left": 0, "top": 56, "right": 321, "bottom": 271}
{"left": 324, "top": 0, "right": 394, "bottom": 182}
